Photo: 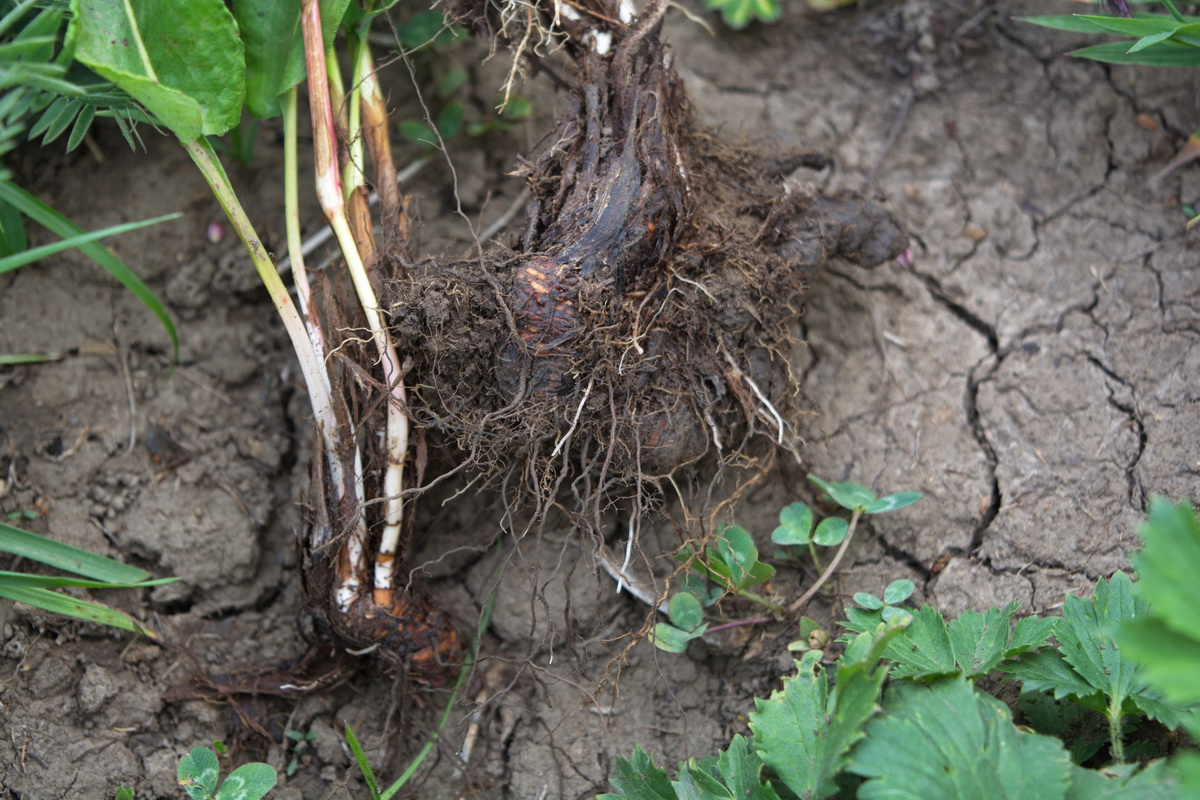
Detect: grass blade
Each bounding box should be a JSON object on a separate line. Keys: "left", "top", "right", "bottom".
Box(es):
{"left": 0, "top": 521, "right": 151, "bottom": 582}
{"left": 0, "top": 181, "right": 179, "bottom": 362}
{"left": 0, "top": 211, "right": 181, "bottom": 273}
{"left": 0, "top": 583, "right": 157, "bottom": 637}
{"left": 0, "top": 353, "right": 55, "bottom": 364}
{"left": 0, "top": 569, "right": 175, "bottom": 589}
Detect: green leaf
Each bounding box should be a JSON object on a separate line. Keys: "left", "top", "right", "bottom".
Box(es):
{"left": 214, "top": 762, "right": 276, "bottom": 800}
{"left": 710, "top": 736, "right": 781, "bottom": 800}
{"left": 0, "top": 175, "right": 178, "bottom": 363}
{"left": 436, "top": 101, "right": 463, "bottom": 140}
{"left": 1071, "top": 40, "right": 1200, "bottom": 66}
{"left": 399, "top": 118, "right": 436, "bottom": 146}
{"left": 0, "top": 583, "right": 157, "bottom": 636}
{"left": 278, "top": 0, "right": 351, "bottom": 100}
{"left": 0, "top": 522, "right": 150, "bottom": 582}
{"left": 703, "top": 0, "right": 780, "bottom": 29}
{"left": 1000, "top": 650, "right": 1103, "bottom": 702}
{"left": 71, "top": 0, "right": 245, "bottom": 141}
{"left": 668, "top": 591, "right": 704, "bottom": 632}
{"left": 650, "top": 622, "right": 705, "bottom": 653}
{"left": 713, "top": 524, "right": 770, "bottom": 589}
{"left": 343, "top": 724, "right": 381, "bottom": 800}
{"left": 865, "top": 491, "right": 923, "bottom": 514}
{"left": 231, "top": 1, "right": 299, "bottom": 119}
{"left": 1016, "top": 15, "right": 1114, "bottom": 34}
{"left": 1074, "top": 14, "right": 1183, "bottom": 37}
{"left": 808, "top": 475, "right": 876, "bottom": 511}
{"left": 1018, "top": 692, "right": 1109, "bottom": 764}
{"left": 1119, "top": 607, "right": 1200, "bottom": 710}
{"left": 883, "top": 579, "right": 915, "bottom": 605}
{"left": 605, "top": 745, "right": 677, "bottom": 800}
{"left": 812, "top": 517, "right": 848, "bottom": 547}
{"left": 771, "top": 502, "right": 813, "bottom": 545}
{"left": 854, "top": 592, "right": 884, "bottom": 611}
{"left": 0, "top": 569, "right": 174, "bottom": 589}
{"left": 848, "top": 678, "right": 1073, "bottom": 800}
{"left": 1055, "top": 572, "right": 1140, "bottom": 710}
{"left": 1064, "top": 760, "right": 1180, "bottom": 800}
{"left": 1127, "top": 498, "right": 1200, "bottom": 643}
{"left": 178, "top": 746, "right": 220, "bottom": 799}
{"left": 395, "top": 10, "right": 464, "bottom": 49}
{"left": 0, "top": 211, "right": 181, "bottom": 274}
{"left": 437, "top": 69, "right": 468, "bottom": 98}
{"left": 0, "top": 353, "right": 52, "bottom": 364}
{"left": 749, "top": 649, "right": 886, "bottom": 799}
{"left": 499, "top": 95, "right": 532, "bottom": 119}
{"left": 114, "top": 788, "right": 134, "bottom": 800}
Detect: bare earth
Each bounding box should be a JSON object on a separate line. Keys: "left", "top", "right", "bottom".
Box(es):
{"left": 2, "top": 1, "right": 1198, "bottom": 797}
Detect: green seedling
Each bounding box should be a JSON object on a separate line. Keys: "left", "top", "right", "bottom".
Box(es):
{"left": 781, "top": 474, "right": 921, "bottom": 612}
{"left": 0, "top": 521, "right": 175, "bottom": 636}
{"left": 177, "top": 746, "right": 276, "bottom": 800}
{"left": 283, "top": 728, "right": 318, "bottom": 777}
{"left": 649, "top": 590, "right": 709, "bottom": 653}
{"left": 851, "top": 578, "right": 917, "bottom": 625}
{"left": 704, "top": 0, "right": 781, "bottom": 30}
{"left": 606, "top": 500, "right": 1200, "bottom": 799}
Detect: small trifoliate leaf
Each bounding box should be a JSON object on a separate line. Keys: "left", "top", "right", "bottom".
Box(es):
{"left": 603, "top": 745, "right": 676, "bottom": 800}
{"left": 178, "top": 747, "right": 220, "bottom": 799}
{"left": 864, "top": 491, "right": 923, "bottom": 514}
{"left": 848, "top": 678, "right": 1073, "bottom": 800}
{"left": 883, "top": 579, "right": 915, "bottom": 605}
{"left": 813, "top": 517, "right": 848, "bottom": 546}
{"left": 771, "top": 502, "right": 813, "bottom": 545}
{"left": 749, "top": 649, "right": 886, "bottom": 799}
{"left": 213, "top": 762, "right": 276, "bottom": 800}
{"left": 880, "top": 605, "right": 913, "bottom": 625}
{"left": 668, "top": 591, "right": 704, "bottom": 632}
{"left": 808, "top": 475, "right": 876, "bottom": 511}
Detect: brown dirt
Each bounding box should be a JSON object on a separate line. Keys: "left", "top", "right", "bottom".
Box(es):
{"left": 2, "top": 1, "right": 1198, "bottom": 797}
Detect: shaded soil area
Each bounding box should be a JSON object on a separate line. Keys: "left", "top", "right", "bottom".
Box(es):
{"left": 2, "top": 1, "right": 1198, "bottom": 797}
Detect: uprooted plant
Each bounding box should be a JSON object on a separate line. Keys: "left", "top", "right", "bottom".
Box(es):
{"left": 57, "top": 0, "right": 907, "bottom": 692}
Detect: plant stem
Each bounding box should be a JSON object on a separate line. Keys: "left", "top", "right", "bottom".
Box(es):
{"left": 731, "top": 585, "right": 789, "bottom": 618}
{"left": 807, "top": 539, "right": 824, "bottom": 573}
{"left": 788, "top": 509, "right": 862, "bottom": 612}
{"left": 1162, "top": 0, "right": 1186, "bottom": 23}
{"left": 1108, "top": 695, "right": 1126, "bottom": 764}
{"left": 283, "top": 88, "right": 328, "bottom": 366}
{"left": 301, "top": 0, "right": 409, "bottom": 607}
{"left": 706, "top": 616, "right": 773, "bottom": 634}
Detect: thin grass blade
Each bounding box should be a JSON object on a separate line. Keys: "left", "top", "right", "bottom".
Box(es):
{"left": 0, "top": 353, "right": 54, "bottom": 364}
{"left": 0, "top": 583, "right": 157, "bottom": 636}
{"left": 0, "top": 211, "right": 181, "bottom": 273}
{"left": 0, "top": 522, "right": 151, "bottom": 582}
{"left": 0, "top": 569, "right": 175, "bottom": 589}
{"left": 0, "top": 182, "right": 179, "bottom": 362}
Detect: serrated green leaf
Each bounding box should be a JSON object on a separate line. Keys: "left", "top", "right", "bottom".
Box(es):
{"left": 712, "top": 736, "right": 780, "bottom": 800}
{"left": 749, "top": 649, "right": 886, "bottom": 799}
{"left": 178, "top": 746, "right": 220, "bottom": 799}
{"left": 606, "top": 745, "right": 677, "bottom": 800}
{"left": 674, "top": 761, "right": 731, "bottom": 799}
{"left": 72, "top": 0, "right": 245, "bottom": 141}
{"left": 883, "top": 579, "right": 915, "bottom": 605}
{"left": 849, "top": 678, "right": 1073, "bottom": 799}
{"left": 1010, "top": 615, "right": 1057, "bottom": 657}
{"left": 1055, "top": 572, "right": 1140, "bottom": 709}
{"left": 865, "top": 491, "right": 923, "bottom": 514}
{"left": 813, "top": 517, "right": 848, "bottom": 546}
{"left": 947, "top": 602, "right": 1025, "bottom": 678}
{"left": 771, "top": 502, "right": 813, "bottom": 545}
{"left": 668, "top": 592, "right": 704, "bottom": 632}
{"left": 808, "top": 475, "right": 876, "bottom": 510}
{"left": 1001, "top": 649, "right": 1105, "bottom": 701}
{"left": 213, "top": 762, "right": 276, "bottom": 800}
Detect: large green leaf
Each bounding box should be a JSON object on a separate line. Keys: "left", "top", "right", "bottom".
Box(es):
{"left": 848, "top": 678, "right": 1073, "bottom": 800}
{"left": 1064, "top": 761, "right": 1180, "bottom": 800}
{"left": 231, "top": 1, "right": 299, "bottom": 119}
{"left": 749, "top": 649, "right": 886, "bottom": 799}
{"left": 71, "top": 0, "right": 244, "bottom": 141}
{"left": 1055, "top": 572, "right": 1140, "bottom": 713}
{"left": 1127, "top": 498, "right": 1200, "bottom": 642}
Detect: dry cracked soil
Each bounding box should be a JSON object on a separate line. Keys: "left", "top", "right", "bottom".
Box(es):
{"left": 2, "top": 1, "right": 1199, "bottom": 798}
